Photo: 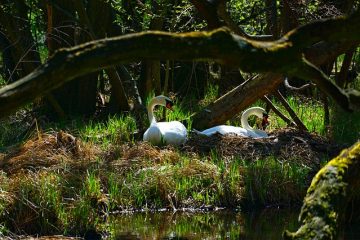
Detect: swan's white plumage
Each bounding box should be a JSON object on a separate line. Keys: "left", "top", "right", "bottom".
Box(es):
{"left": 143, "top": 96, "right": 187, "bottom": 146}
{"left": 195, "top": 107, "right": 268, "bottom": 138}
{"left": 198, "top": 125, "right": 267, "bottom": 138}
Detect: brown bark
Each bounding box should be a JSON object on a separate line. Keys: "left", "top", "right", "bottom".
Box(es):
{"left": 189, "top": 0, "right": 224, "bottom": 29}
{"left": 0, "top": 30, "right": 18, "bottom": 81}
{"left": 45, "top": 0, "right": 99, "bottom": 116}
{"left": 280, "top": 0, "right": 302, "bottom": 34}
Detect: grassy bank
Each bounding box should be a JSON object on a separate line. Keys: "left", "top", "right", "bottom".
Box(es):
{"left": 0, "top": 129, "right": 330, "bottom": 237}
{"left": 0, "top": 91, "right": 357, "bottom": 237}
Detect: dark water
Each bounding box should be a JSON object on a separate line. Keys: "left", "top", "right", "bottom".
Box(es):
{"left": 108, "top": 208, "right": 360, "bottom": 239}
{"left": 108, "top": 208, "right": 299, "bottom": 239}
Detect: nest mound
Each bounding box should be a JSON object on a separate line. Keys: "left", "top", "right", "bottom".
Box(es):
{"left": 0, "top": 128, "right": 346, "bottom": 175}
{"left": 0, "top": 131, "right": 99, "bottom": 175}
{"left": 183, "top": 127, "right": 345, "bottom": 167}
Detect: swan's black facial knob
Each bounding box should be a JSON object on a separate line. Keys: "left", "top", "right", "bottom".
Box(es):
{"left": 262, "top": 113, "right": 269, "bottom": 130}
{"left": 165, "top": 99, "right": 174, "bottom": 110}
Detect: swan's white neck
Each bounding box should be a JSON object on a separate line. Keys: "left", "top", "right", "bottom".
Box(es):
{"left": 241, "top": 107, "right": 265, "bottom": 130}
{"left": 147, "top": 97, "right": 163, "bottom": 124}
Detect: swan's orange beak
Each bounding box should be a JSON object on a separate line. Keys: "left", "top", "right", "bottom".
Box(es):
{"left": 166, "top": 102, "right": 174, "bottom": 111}
{"left": 262, "top": 114, "right": 269, "bottom": 130}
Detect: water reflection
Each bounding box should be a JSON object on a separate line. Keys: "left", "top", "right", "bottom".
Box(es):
{"left": 108, "top": 208, "right": 300, "bottom": 239}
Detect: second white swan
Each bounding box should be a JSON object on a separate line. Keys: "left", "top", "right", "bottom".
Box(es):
{"left": 194, "top": 107, "right": 269, "bottom": 138}
{"left": 143, "top": 95, "right": 187, "bottom": 146}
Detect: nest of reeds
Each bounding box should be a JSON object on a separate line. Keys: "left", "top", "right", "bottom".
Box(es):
{"left": 0, "top": 130, "right": 100, "bottom": 175}
{"left": 183, "top": 127, "right": 345, "bottom": 167}
{"left": 0, "top": 127, "right": 344, "bottom": 176}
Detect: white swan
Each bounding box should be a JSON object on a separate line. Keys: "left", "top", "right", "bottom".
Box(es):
{"left": 143, "top": 95, "right": 187, "bottom": 146}
{"left": 194, "top": 107, "right": 269, "bottom": 138}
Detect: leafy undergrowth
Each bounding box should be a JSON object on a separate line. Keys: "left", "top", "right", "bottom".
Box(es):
{"left": 0, "top": 127, "right": 344, "bottom": 237}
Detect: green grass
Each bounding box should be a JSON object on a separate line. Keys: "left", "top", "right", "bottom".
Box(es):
{"left": 330, "top": 106, "right": 360, "bottom": 144}
{"left": 242, "top": 156, "right": 311, "bottom": 206}
{"left": 265, "top": 95, "right": 326, "bottom": 134}
{"left": 79, "top": 115, "right": 137, "bottom": 147}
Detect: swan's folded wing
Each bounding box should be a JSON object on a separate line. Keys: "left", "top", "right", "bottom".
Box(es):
{"left": 199, "top": 125, "right": 247, "bottom": 136}
{"left": 143, "top": 124, "right": 163, "bottom": 145}
{"left": 157, "top": 121, "right": 187, "bottom": 145}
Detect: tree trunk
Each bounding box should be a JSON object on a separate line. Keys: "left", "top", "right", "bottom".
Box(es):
{"left": 139, "top": 1, "right": 166, "bottom": 97}
{"left": 46, "top": 0, "right": 98, "bottom": 116}
{"left": 0, "top": 30, "right": 19, "bottom": 81}
{"left": 190, "top": 73, "right": 284, "bottom": 129}
{"left": 284, "top": 141, "right": 360, "bottom": 239}
{"left": 274, "top": 90, "right": 308, "bottom": 131}
{"left": 0, "top": 1, "right": 41, "bottom": 81}
{"left": 336, "top": 47, "right": 356, "bottom": 88}
{"left": 86, "top": 0, "right": 130, "bottom": 112}
{"left": 265, "top": 0, "right": 279, "bottom": 38}
{"left": 280, "top": 0, "right": 302, "bottom": 34}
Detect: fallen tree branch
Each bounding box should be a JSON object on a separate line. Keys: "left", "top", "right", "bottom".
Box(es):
{"left": 283, "top": 141, "right": 360, "bottom": 239}
{"left": 274, "top": 90, "right": 308, "bottom": 131}
{"left": 284, "top": 77, "right": 316, "bottom": 91}
{"left": 262, "top": 96, "right": 294, "bottom": 126}
{"left": 0, "top": 10, "right": 359, "bottom": 119}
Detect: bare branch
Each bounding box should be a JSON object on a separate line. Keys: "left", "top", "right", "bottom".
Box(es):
{"left": 284, "top": 77, "right": 316, "bottom": 91}
{"left": 274, "top": 90, "right": 308, "bottom": 131}
{"left": 262, "top": 96, "right": 294, "bottom": 126}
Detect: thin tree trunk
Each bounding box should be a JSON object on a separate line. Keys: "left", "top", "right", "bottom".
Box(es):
{"left": 336, "top": 47, "right": 356, "bottom": 88}
{"left": 265, "top": 0, "right": 279, "bottom": 38}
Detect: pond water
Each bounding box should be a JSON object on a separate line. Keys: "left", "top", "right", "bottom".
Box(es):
{"left": 106, "top": 208, "right": 360, "bottom": 239}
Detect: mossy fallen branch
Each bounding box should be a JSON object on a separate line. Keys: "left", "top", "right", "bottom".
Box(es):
{"left": 0, "top": 9, "right": 359, "bottom": 119}
{"left": 283, "top": 141, "right": 360, "bottom": 240}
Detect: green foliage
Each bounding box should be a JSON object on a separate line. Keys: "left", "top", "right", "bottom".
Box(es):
{"left": 228, "top": 0, "right": 267, "bottom": 34}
